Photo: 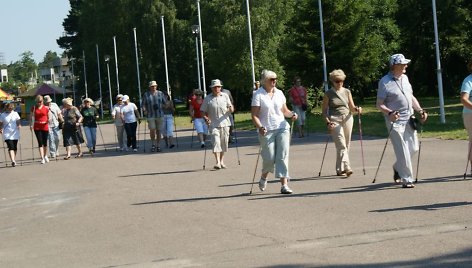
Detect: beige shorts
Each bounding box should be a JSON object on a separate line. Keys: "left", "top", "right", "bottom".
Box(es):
{"left": 147, "top": 117, "right": 163, "bottom": 131}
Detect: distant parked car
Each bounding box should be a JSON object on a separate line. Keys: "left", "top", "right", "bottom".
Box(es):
{"left": 173, "top": 98, "right": 183, "bottom": 104}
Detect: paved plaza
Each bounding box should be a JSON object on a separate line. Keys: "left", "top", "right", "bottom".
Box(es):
{"left": 1, "top": 122, "right": 471, "bottom": 267}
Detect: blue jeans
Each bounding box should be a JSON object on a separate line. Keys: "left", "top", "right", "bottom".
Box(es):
{"left": 258, "top": 125, "right": 291, "bottom": 178}
{"left": 83, "top": 126, "right": 97, "bottom": 149}
{"left": 48, "top": 126, "right": 60, "bottom": 156}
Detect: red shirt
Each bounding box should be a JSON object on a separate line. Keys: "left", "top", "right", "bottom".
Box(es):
{"left": 190, "top": 98, "right": 203, "bottom": 118}
{"left": 31, "top": 105, "right": 49, "bottom": 131}
{"left": 289, "top": 86, "right": 307, "bottom": 106}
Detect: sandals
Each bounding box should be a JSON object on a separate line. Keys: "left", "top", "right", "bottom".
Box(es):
{"left": 75, "top": 154, "right": 83, "bottom": 158}
{"left": 402, "top": 182, "right": 415, "bottom": 188}
{"left": 64, "top": 156, "right": 71, "bottom": 160}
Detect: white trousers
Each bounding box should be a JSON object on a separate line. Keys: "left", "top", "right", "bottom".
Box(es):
{"left": 387, "top": 121, "right": 419, "bottom": 183}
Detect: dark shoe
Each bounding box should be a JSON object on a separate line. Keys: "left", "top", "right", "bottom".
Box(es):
{"left": 11, "top": 161, "right": 16, "bottom": 167}
{"left": 151, "top": 145, "right": 156, "bottom": 152}
{"left": 393, "top": 169, "right": 401, "bottom": 184}
{"left": 75, "top": 154, "right": 83, "bottom": 158}
{"left": 200, "top": 144, "right": 205, "bottom": 149}
{"left": 402, "top": 182, "right": 415, "bottom": 188}
{"left": 156, "top": 147, "right": 161, "bottom": 152}
{"left": 64, "top": 156, "right": 71, "bottom": 160}
{"left": 214, "top": 164, "right": 221, "bottom": 170}
{"left": 169, "top": 144, "right": 175, "bottom": 149}
{"left": 345, "top": 169, "right": 353, "bottom": 177}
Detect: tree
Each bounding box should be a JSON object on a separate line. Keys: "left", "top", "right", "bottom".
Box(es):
{"left": 38, "top": 51, "right": 60, "bottom": 69}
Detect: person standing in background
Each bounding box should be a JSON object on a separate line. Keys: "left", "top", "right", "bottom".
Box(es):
{"left": 112, "top": 94, "right": 126, "bottom": 151}
{"left": 30, "top": 95, "right": 50, "bottom": 164}
{"left": 201, "top": 79, "right": 234, "bottom": 169}
{"left": 44, "top": 95, "right": 63, "bottom": 159}
{"left": 80, "top": 98, "right": 99, "bottom": 154}
{"left": 289, "top": 76, "right": 308, "bottom": 138}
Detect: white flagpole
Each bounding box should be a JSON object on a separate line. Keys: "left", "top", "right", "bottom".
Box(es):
{"left": 318, "top": 0, "right": 328, "bottom": 92}
{"left": 82, "top": 50, "right": 89, "bottom": 99}
{"left": 96, "top": 44, "right": 104, "bottom": 118}
{"left": 113, "top": 36, "right": 120, "bottom": 95}
{"left": 432, "top": 0, "right": 446, "bottom": 123}
{"left": 161, "top": 16, "right": 171, "bottom": 96}
{"left": 197, "top": 0, "right": 207, "bottom": 96}
{"left": 245, "top": 0, "right": 256, "bottom": 86}
{"left": 133, "top": 27, "right": 143, "bottom": 116}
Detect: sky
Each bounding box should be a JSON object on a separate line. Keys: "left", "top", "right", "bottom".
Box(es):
{"left": 0, "top": 0, "right": 70, "bottom": 64}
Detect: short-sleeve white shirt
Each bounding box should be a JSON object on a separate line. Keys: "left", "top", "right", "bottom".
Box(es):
{"left": 121, "top": 102, "right": 138, "bottom": 123}
{"left": 112, "top": 103, "right": 124, "bottom": 126}
{"left": 0, "top": 111, "right": 21, "bottom": 140}
{"left": 251, "top": 87, "right": 288, "bottom": 131}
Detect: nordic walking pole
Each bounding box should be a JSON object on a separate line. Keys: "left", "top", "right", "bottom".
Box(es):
{"left": 203, "top": 138, "right": 208, "bottom": 170}
{"left": 2, "top": 139, "right": 7, "bottom": 167}
{"left": 173, "top": 117, "right": 179, "bottom": 148}
{"left": 97, "top": 123, "right": 107, "bottom": 152}
{"left": 318, "top": 136, "right": 329, "bottom": 177}
{"left": 233, "top": 116, "right": 241, "bottom": 165}
{"left": 358, "top": 109, "right": 366, "bottom": 175}
{"left": 249, "top": 146, "right": 262, "bottom": 194}
{"left": 415, "top": 125, "right": 423, "bottom": 183}
{"left": 30, "top": 129, "right": 35, "bottom": 162}
{"left": 464, "top": 139, "right": 472, "bottom": 180}
{"left": 19, "top": 141, "right": 23, "bottom": 166}
{"left": 112, "top": 122, "right": 118, "bottom": 151}
{"left": 372, "top": 123, "right": 395, "bottom": 183}
{"left": 190, "top": 121, "right": 195, "bottom": 148}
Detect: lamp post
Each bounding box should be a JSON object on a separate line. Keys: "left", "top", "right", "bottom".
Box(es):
{"left": 245, "top": 0, "right": 256, "bottom": 86}
{"left": 104, "top": 55, "right": 113, "bottom": 114}
{"left": 432, "top": 0, "right": 446, "bottom": 123}
{"left": 96, "top": 44, "right": 104, "bottom": 119}
{"left": 161, "top": 16, "right": 170, "bottom": 96}
{"left": 318, "top": 0, "right": 328, "bottom": 92}
{"left": 70, "top": 57, "right": 76, "bottom": 105}
{"left": 133, "top": 27, "right": 143, "bottom": 116}
{"left": 192, "top": 25, "right": 202, "bottom": 92}
{"left": 196, "top": 0, "right": 206, "bottom": 96}
{"left": 82, "top": 50, "right": 89, "bottom": 99}
{"left": 113, "top": 36, "right": 120, "bottom": 94}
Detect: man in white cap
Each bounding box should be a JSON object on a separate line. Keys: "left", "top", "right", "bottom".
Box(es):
{"left": 44, "top": 95, "right": 63, "bottom": 158}
{"left": 376, "top": 54, "right": 428, "bottom": 189}
{"left": 201, "top": 79, "right": 234, "bottom": 169}
{"left": 142, "top": 81, "right": 166, "bottom": 152}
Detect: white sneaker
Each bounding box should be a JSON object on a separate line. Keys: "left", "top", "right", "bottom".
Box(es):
{"left": 281, "top": 185, "right": 293, "bottom": 194}
{"left": 133, "top": 148, "right": 138, "bottom": 152}
{"left": 44, "top": 156, "right": 49, "bottom": 163}
{"left": 41, "top": 159, "right": 45, "bottom": 164}
{"left": 258, "top": 178, "right": 267, "bottom": 192}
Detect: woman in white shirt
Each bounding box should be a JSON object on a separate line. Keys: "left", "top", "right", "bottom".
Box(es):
{"left": 0, "top": 103, "right": 21, "bottom": 167}
{"left": 120, "top": 95, "right": 140, "bottom": 152}
{"left": 251, "top": 70, "right": 298, "bottom": 194}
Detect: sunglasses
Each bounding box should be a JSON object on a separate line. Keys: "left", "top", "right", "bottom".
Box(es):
{"left": 269, "top": 78, "right": 277, "bottom": 82}
{"left": 334, "top": 80, "right": 344, "bottom": 83}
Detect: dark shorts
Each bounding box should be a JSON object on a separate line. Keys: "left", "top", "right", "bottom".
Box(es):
{"left": 34, "top": 130, "right": 49, "bottom": 147}
{"left": 5, "top": 140, "right": 18, "bottom": 151}
{"left": 63, "top": 128, "right": 84, "bottom": 147}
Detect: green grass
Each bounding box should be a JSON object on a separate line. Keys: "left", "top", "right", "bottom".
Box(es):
{"left": 101, "top": 98, "right": 468, "bottom": 140}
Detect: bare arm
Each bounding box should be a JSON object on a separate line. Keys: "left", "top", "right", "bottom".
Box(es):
{"left": 347, "top": 91, "right": 361, "bottom": 114}
{"left": 376, "top": 98, "right": 399, "bottom": 122}
{"left": 461, "top": 92, "right": 472, "bottom": 110}
{"left": 251, "top": 106, "right": 266, "bottom": 136}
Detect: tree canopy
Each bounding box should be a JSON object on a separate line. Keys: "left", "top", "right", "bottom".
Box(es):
{"left": 52, "top": 0, "right": 472, "bottom": 109}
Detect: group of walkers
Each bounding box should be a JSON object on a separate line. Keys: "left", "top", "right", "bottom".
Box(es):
{"left": 5, "top": 53, "right": 472, "bottom": 194}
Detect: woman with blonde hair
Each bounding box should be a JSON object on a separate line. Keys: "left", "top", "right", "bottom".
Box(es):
{"left": 252, "top": 70, "right": 298, "bottom": 194}
{"left": 61, "top": 98, "right": 84, "bottom": 159}
{"left": 29, "top": 95, "right": 50, "bottom": 164}
{"left": 321, "top": 69, "right": 362, "bottom": 177}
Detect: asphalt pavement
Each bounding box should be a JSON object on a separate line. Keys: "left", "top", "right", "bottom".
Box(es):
{"left": 1, "top": 122, "right": 471, "bottom": 267}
